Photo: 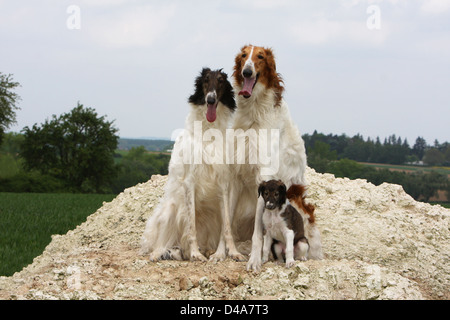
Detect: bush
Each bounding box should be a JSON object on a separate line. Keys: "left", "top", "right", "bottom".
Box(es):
{"left": 110, "top": 147, "right": 170, "bottom": 194}
{"left": 0, "top": 171, "right": 67, "bottom": 193}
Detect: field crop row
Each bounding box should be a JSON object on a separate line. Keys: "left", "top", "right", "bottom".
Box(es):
{"left": 0, "top": 193, "right": 115, "bottom": 276}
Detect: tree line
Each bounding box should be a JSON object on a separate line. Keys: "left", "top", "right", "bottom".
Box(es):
{"left": 305, "top": 131, "right": 450, "bottom": 202}
{"left": 303, "top": 130, "right": 450, "bottom": 166}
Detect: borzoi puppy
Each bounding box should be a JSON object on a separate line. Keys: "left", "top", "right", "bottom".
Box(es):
{"left": 141, "top": 68, "right": 243, "bottom": 261}
{"left": 229, "top": 45, "right": 323, "bottom": 272}
{"left": 259, "top": 180, "right": 309, "bottom": 268}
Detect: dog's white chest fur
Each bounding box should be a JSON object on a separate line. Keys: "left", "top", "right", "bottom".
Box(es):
{"left": 262, "top": 203, "right": 289, "bottom": 242}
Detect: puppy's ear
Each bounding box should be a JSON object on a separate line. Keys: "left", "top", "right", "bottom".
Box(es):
{"left": 258, "top": 182, "right": 266, "bottom": 198}
{"left": 278, "top": 181, "right": 286, "bottom": 195}
{"left": 278, "top": 182, "right": 287, "bottom": 205}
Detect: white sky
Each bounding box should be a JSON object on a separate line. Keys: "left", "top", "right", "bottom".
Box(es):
{"left": 1, "top": 0, "right": 449, "bottom": 145}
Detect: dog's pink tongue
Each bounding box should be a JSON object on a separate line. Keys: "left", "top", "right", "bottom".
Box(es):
{"left": 206, "top": 104, "right": 217, "bottom": 122}
{"left": 239, "top": 77, "right": 256, "bottom": 97}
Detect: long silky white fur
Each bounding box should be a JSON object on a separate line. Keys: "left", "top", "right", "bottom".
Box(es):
{"left": 141, "top": 102, "right": 234, "bottom": 261}
{"left": 228, "top": 82, "right": 323, "bottom": 272}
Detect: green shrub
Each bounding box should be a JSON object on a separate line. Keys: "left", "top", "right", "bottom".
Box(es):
{"left": 0, "top": 171, "right": 67, "bottom": 193}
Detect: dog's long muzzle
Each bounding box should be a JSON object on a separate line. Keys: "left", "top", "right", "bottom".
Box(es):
{"left": 206, "top": 91, "right": 218, "bottom": 123}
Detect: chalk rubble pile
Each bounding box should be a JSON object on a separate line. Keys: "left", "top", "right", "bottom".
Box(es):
{"left": 0, "top": 168, "right": 448, "bottom": 300}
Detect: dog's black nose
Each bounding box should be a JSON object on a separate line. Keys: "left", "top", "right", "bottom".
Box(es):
{"left": 243, "top": 68, "right": 253, "bottom": 78}
{"left": 207, "top": 96, "right": 216, "bottom": 105}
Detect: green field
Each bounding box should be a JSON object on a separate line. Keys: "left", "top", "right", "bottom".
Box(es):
{"left": 0, "top": 193, "right": 116, "bottom": 276}
{"left": 360, "top": 162, "right": 450, "bottom": 176}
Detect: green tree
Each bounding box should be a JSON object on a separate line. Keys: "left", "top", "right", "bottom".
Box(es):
{"left": 412, "top": 137, "right": 427, "bottom": 160}
{"left": 21, "top": 103, "right": 119, "bottom": 193}
{"left": 307, "top": 141, "right": 337, "bottom": 173}
{"left": 444, "top": 146, "right": 450, "bottom": 166}
{"left": 0, "top": 73, "right": 21, "bottom": 145}
{"left": 111, "top": 147, "right": 170, "bottom": 193}
{"left": 423, "top": 148, "right": 444, "bottom": 166}
{"left": 418, "top": 171, "right": 449, "bottom": 202}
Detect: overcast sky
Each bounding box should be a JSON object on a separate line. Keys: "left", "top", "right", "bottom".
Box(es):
{"left": 1, "top": 0, "right": 449, "bottom": 145}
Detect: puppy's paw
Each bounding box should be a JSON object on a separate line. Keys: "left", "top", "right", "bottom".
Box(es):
{"left": 246, "top": 255, "right": 262, "bottom": 273}
{"left": 285, "top": 259, "right": 295, "bottom": 268}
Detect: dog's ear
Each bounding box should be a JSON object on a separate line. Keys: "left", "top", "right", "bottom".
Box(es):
{"left": 188, "top": 68, "right": 210, "bottom": 105}
{"left": 201, "top": 67, "right": 211, "bottom": 77}
{"left": 263, "top": 47, "right": 284, "bottom": 106}
{"left": 278, "top": 181, "right": 286, "bottom": 194}
{"left": 278, "top": 181, "right": 287, "bottom": 205}
{"left": 220, "top": 73, "right": 236, "bottom": 111}
{"left": 258, "top": 182, "right": 266, "bottom": 198}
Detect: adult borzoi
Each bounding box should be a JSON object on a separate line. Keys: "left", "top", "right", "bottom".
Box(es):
{"left": 141, "top": 68, "right": 244, "bottom": 262}
{"left": 229, "top": 45, "right": 324, "bottom": 272}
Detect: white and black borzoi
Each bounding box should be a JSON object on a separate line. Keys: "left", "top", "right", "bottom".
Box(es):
{"left": 141, "top": 68, "right": 245, "bottom": 262}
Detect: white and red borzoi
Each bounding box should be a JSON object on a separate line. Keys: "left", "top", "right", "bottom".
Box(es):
{"left": 229, "top": 45, "right": 324, "bottom": 271}
{"left": 141, "top": 68, "right": 244, "bottom": 262}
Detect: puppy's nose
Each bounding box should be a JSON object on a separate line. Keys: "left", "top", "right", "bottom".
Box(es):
{"left": 266, "top": 202, "right": 276, "bottom": 210}
{"left": 243, "top": 68, "right": 253, "bottom": 78}
{"left": 207, "top": 96, "right": 216, "bottom": 105}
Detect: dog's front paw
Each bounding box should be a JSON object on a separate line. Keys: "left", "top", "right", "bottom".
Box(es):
{"left": 229, "top": 250, "right": 247, "bottom": 262}
{"left": 190, "top": 250, "right": 207, "bottom": 262}
{"left": 285, "top": 259, "right": 295, "bottom": 268}
{"left": 149, "top": 253, "right": 160, "bottom": 262}
{"left": 246, "top": 255, "right": 262, "bottom": 272}
{"left": 149, "top": 248, "right": 166, "bottom": 262}
{"left": 209, "top": 251, "right": 226, "bottom": 262}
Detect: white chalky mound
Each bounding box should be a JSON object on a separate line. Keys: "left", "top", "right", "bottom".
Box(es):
{"left": 0, "top": 168, "right": 448, "bottom": 300}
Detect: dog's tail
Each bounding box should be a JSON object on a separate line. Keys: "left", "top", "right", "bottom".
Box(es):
{"left": 286, "top": 184, "right": 316, "bottom": 224}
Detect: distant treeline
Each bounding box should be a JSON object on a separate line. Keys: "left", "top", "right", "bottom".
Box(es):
{"left": 1, "top": 130, "right": 449, "bottom": 201}
{"left": 304, "top": 131, "right": 450, "bottom": 202}
{"left": 303, "top": 131, "right": 450, "bottom": 166}
{"left": 118, "top": 138, "right": 173, "bottom": 152}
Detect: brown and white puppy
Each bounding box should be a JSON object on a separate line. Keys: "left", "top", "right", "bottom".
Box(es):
{"left": 259, "top": 180, "right": 309, "bottom": 268}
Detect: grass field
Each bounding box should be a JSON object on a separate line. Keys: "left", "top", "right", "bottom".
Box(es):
{"left": 0, "top": 193, "right": 116, "bottom": 276}
{"left": 360, "top": 162, "right": 450, "bottom": 177}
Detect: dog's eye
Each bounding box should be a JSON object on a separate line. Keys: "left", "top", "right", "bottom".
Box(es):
{"left": 275, "top": 192, "right": 279, "bottom": 197}
{"left": 242, "top": 53, "right": 247, "bottom": 58}
{"left": 258, "top": 54, "right": 264, "bottom": 59}
{"left": 264, "top": 191, "right": 269, "bottom": 196}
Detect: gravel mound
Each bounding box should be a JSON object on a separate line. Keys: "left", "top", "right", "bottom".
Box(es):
{"left": 0, "top": 168, "right": 448, "bottom": 300}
